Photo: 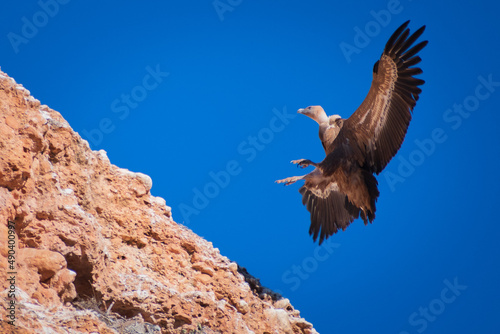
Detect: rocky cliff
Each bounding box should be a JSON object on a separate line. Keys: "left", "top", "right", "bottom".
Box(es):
{"left": 0, "top": 69, "right": 317, "bottom": 334}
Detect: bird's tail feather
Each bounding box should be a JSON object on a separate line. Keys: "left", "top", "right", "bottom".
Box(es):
{"left": 360, "top": 169, "right": 379, "bottom": 224}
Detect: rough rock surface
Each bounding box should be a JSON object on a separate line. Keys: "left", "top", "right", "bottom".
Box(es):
{"left": 0, "top": 69, "right": 318, "bottom": 334}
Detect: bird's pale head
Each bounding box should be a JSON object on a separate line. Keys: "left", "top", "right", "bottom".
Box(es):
{"left": 297, "top": 106, "right": 328, "bottom": 124}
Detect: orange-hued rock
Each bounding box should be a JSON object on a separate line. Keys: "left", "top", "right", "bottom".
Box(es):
{"left": 0, "top": 69, "right": 318, "bottom": 334}
{"left": 18, "top": 248, "right": 67, "bottom": 281}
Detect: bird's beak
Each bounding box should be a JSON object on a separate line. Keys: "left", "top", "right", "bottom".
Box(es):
{"left": 297, "top": 108, "right": 305, "bottom": 114}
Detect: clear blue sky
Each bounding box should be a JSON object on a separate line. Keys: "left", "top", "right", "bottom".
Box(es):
{"left": 2, "top": 1, "right": 500, "bottom": 333}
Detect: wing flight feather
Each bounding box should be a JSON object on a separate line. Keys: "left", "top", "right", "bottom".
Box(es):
{"left": 344, "top": 21, "right": 428, "bottom": 174}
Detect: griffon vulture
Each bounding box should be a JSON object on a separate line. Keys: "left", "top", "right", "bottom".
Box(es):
{"left": 276, "top": 21, "right": 427, "bottom": 244}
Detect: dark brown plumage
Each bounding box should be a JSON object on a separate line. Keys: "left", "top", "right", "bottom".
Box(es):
{"left": 276, "top": 21, "right": 427, "bottom": 244}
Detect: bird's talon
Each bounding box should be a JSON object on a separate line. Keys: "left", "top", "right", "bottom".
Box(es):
{"left": 291, "top": 159, "right": 311, "bottom": 169}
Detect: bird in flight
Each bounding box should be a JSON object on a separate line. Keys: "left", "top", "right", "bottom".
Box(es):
{"left": 276, "top": 21, "right": 427, "bottom": 244}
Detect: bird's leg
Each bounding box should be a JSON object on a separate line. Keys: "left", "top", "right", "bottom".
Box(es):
{"left": 275, "top": 175, "right": 305, "bottom": 186}
{"left": 291, "top": 159, "right": 318, "bottom": 169}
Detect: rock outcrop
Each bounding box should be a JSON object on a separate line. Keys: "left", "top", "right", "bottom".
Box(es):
{"left": 0, "top": 69, "right": 317, "bottom": 334}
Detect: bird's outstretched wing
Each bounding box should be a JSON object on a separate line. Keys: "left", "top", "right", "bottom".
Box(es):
{"left": 343, "top": 21, "right": 428, "bottom": 174}
{"left": 299, "top": 171, "right": 361, "bottom": 244}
